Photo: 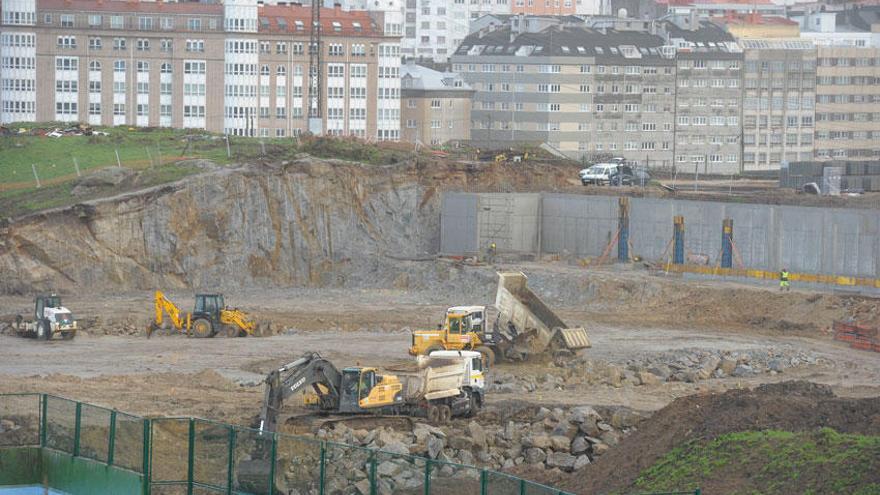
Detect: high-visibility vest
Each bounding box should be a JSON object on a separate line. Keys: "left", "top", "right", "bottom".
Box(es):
{"left": 781, "top": 271, "right": 789, "bottom": 281}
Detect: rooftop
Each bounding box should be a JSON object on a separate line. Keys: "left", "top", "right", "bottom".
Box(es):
{"left": 456, "top": 26, "right": 674, "bottom": 59}
{"left": 401, "top": 63, "right": 473, "bottom": 92}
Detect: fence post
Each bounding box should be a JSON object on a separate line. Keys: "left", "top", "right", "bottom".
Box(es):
{"left": 369, "top": 451, "right": 377, "bottom": 495}
{"left": 267, "top": 433, "right": 277, "bottom": 495}
{"left": 31, "top": 164, "right": 41, "bottom": 188}
{"left": 424, "top": 458, "right": 432, "bottom": 495}
{"left": 73, "top": 402, "right": 82, "bottom": 457}
{"left": 187, "top": 419, "right": 195, "bottom": 495}
{"left": 142, "top": 419, "right": 152, "bottom": 495}
{"left": 519, "top": 478, "right": 526, "bottom": 495}
{"left": 107, "top": 410, "right": 117, "bottom": 466}
{"left": 226, "top": 425, "right": 236, "bottom": 495}
{"left": 319, "top": 441, "right": 326, "bottom": 495}
{"left": 480, "top": 468, "right": 488, "bottom": 495}
{"left": 40, "top": 395, "right": 47, "bottom": 448}
{"left": 73, "top": 157, "right": 81, "bottom": 177}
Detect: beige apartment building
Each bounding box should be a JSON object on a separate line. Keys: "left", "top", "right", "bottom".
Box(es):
{"left": 400, "top": 63, "right": 473, "bottom": 145}
{"left": 814, "top": 46, "right": 880, "bottom": 161}
{"left": 0, "top": 0, "right": 402, "bottom": 139}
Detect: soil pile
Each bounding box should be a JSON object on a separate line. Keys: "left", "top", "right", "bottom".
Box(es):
{"left": 560, "top": 381, "right": 880, "bottom": 494}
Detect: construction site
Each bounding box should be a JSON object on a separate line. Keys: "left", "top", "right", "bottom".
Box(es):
{"left": 1, "top": 143, "right": 880, "bottom": 494}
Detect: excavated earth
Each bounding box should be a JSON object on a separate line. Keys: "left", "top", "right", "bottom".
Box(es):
{"left": 1, "top": 156, "right": 880, "bottom": 493}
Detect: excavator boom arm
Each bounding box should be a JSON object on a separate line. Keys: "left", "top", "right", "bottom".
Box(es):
{"left": 154, "top": 290, "right": 189, "bottom": 330}
{"left": 258, "top": 352, "right": 343, "bottom": 432}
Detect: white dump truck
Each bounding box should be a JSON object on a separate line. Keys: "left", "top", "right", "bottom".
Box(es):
{"left": 12, "top": 294, "right": 78, "bottom": 341}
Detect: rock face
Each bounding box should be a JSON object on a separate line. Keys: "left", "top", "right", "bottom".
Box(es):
{"left": 0, "top": 159, "right": 443, "bottom": 293}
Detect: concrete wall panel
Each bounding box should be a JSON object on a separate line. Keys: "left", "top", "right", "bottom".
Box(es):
{"left": 440, "top": 192, "right": 880, "bottom": 278}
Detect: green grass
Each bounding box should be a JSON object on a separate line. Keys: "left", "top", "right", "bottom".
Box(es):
{"left": 632, "top": 429, "right": 880, "bottom": 495}
{"left": 0, "top": 124, "right": 233, "bottom": 187}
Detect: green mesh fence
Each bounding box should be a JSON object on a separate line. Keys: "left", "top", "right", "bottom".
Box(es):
{"left": 0, "top": 393, "right": 40, "bottom": 447}
{"left": 114, "top": 411, "right": 145, "bottom": 473}
{"left": 192, "top": 420, "right": 230, "bottom": 492}
{"left": 78, "top": 402, "right": 111, "bottom": 463}
{"left": 274, "top": 433, "right": 322, "bottom": 494}
{"left": 0, "top": 394, "right": 700, "bottom": 495}
{"left": 323, "top": 441, "right": 374, "bottom": 494}
{"left": 374, "top": 450, "right": 427, "bottom": 495}
{"left": 150, "top": 417, "right": 190, "bottom": 485}
{"left": 232, "top": 425, "right": 274, "bottom": 494}
{"left": 430, "top": 459, "right": 483, "bottom": 495}
{"left": 44, "top": 395, "right": 76, "bottom": 454}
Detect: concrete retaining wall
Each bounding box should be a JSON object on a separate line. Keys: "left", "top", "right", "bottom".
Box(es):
{"left": 440, "top": 192, "right": 880, "bottom": 279}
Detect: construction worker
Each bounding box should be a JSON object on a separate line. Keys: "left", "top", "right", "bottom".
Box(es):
{"left": 779, "top": 268, "right": 790, "bottom": 292}
{"left": 486, "top": 242, "right": 497, "bottom": 264}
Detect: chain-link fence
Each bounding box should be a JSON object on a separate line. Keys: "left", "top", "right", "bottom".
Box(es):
{"left": 1, "top": 394, "right": 701, "bottom": 495}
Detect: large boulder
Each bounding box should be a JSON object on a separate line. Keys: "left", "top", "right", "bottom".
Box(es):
{"left": 545, "top": 452, "right": 577, "bottom": 471}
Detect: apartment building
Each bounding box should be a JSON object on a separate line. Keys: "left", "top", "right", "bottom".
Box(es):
{"left": 666, "top": 19, "right": 744, "bottom": 174}
{"left": 400, "top": 62, "right": 473, "bottom": 144}
{"left": 740, "top": 38, "right": 817, "bottom": 171}
{"left": 814, "top": 45, "right": 880, "bottom": 160}
{"left": 451, "top": 25, "right": 677, "bottom": 166}
{"left": 0, "top": 0, "right": 402, "bottom": 140}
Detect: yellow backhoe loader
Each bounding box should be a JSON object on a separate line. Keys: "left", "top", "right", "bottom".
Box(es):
{"left": 148, "top": 290, "right": 263, "bottom": 338}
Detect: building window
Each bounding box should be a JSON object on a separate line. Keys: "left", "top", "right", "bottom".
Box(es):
{"left": 57, "top": 36, "right": 77, "bottom": 49}
{"left": 138, "top": 17, "right": 153, "bottom": 30}
{"left": 110, "top": 16, "right": 123, "bottom": 29}
{"left": 186, "top": 40, "right": 204, "bottom": 52}
{"left": 187, "top": 18, "right": 202, "bottom": 31}
{"left": 113, "top": 38, "right": 126, "bottom": 50}
{"left": 89, "top": 37, "right": 102, "bottom": 50}
{"left": 137, "top": 39, "right": 150, "bottom": 51}
{"left": 60, "top": 15, "right": 74, "bottom": 28}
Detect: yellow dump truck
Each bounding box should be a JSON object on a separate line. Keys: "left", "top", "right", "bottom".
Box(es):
{"left": 410, "top": 271, "right": 591, "bottom": 364}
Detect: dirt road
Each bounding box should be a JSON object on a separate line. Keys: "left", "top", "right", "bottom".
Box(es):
{"left": 3, "top": 313, "right": 879, "bottom": 421}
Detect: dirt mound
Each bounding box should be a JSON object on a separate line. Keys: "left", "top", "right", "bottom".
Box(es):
{"left": 558, "top": 380, "right": 880, "bottom": 495}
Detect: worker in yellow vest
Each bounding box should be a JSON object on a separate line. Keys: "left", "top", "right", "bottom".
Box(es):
{"left": 779, "top": 269, "right": 790, "bottom": 292}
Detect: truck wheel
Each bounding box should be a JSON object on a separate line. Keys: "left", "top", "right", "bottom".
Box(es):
{"left": 464, "top": 391, "right": 479, "bottom": 418}
{"left": 475, "top": 346, "right": 495, "bottom": 367}
{"left": 438, "top": 405, "right": 452, "bottom": 424}
{"left": 192, "top": 318, "right": 213, "bottom": 338}
{"left": 224, "top": 325, "right": 243, "bottom": 338}
{"left": 427, "top": 405, "right": 440, "bottom": 424}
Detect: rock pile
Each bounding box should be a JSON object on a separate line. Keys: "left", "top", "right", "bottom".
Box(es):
{"left": 489, "top": 347, "right": 824, "bottom": 392}
{"left": 287, "top": 405, "right": 640, "bottom": 493}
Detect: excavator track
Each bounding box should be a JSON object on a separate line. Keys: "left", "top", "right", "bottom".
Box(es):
{"left": 283, "top": 413, "right": 415, "bottom": 433}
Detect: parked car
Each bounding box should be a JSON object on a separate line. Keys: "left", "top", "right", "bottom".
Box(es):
{"left": 609, "top": 165, "right": 651, "bottom": 186}
{"left": 579, "top": 163, "right": 618, "bottom": 185}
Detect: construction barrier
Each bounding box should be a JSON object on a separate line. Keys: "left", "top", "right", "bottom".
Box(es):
{"left": 833, "top": 321, "right": 880, "bottom": 353}
{"left": 0, "top": 393, "right": 696, "bottom": 495}
{"left": 661, "top": 263, "right": 880, "bottom": 290}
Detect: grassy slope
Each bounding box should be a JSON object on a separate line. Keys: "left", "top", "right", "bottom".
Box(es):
{"left": 632, "top": 429, "right": 880, "bottom": 495}
{"left": 0, "top": 126, "right": 426, "bottom": 216}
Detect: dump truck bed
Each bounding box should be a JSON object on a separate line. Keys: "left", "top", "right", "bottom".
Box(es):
{"left": 392, "top": 359, "right": 467, "bottom": 402}
{"left": 495, "top": 271, "right": 591, "bottom": 352}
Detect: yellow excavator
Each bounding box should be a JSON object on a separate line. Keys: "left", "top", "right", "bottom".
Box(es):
{"left": 148, "top": 290, "right": 263, "bottom": 338}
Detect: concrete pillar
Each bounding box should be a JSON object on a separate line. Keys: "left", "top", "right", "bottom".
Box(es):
{"left": 721, "top": 218, "right": 733, "bottom": 268}
{"left": 618, "top": 197, "right": 629, "bottom": 262}
{"left": 673, "top": 215, "right": 685, "bottom": 265}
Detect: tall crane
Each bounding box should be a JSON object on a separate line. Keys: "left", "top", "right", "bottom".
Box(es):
{"left": 307, "top": 0, "right": 323, "bottom": 135}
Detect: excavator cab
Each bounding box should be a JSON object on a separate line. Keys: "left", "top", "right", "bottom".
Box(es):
{"left": 338, "top": 367, "right": 400, "bottom": 413}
